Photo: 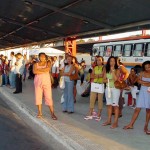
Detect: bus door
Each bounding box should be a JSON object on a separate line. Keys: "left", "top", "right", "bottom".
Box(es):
{"left": 133, "top": 43, "right": 144, "bottom": 57}
{"left": 113, "top": 45, "right": 122, "bottom": 57}
{"left": 123, "top": 44, "right": 132, "bottom": 57}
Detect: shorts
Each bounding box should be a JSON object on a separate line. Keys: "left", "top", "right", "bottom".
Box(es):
{"left": 105, "top": 87, "right": 120, "bottom": 107}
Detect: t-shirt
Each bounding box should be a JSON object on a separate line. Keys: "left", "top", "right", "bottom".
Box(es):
{"left": 52, "top": 60, "right": 59, "bottom": 74}
{"left": 93, "top": 66, "right": 103, "bottom": 84}
{"left": 10, "top": 56, "right": 16, "bottom": 72}
{"left": 59, "top": 59, "right": 64, "bottom": 70}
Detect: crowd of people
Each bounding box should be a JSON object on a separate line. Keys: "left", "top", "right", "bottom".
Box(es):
{"left": 1, "top": 51, "right": 150, "bottom": 135}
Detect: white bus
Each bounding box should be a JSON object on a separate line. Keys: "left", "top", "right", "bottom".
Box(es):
{"left": 92, "top": 37, "right": 150, "bottom": 66}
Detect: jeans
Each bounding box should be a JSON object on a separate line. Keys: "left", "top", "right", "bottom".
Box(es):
{"left": 62, "top": 81, "right": 74, "bottom": 112}
{"left": 2, "top": 74, "right": 8, "bottom": 85}
{"left": 9, "top": 71, "right": 16, "bottom": 88}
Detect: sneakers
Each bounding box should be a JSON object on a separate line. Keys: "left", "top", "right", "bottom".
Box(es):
{"left": 84, "top": 115, "right": 101, "bottom": 121}
{"left": 84, "top": 116, "right": 93, "bottom": 120}
{"left": 95, "top": 116, "right": 101, "bottom": 122}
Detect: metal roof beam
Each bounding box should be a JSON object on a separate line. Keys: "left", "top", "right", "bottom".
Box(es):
{"left": 68, "top": 20, "right": 150, "bottom": 37}
{"left": 29, "top": 0, "right": 113, "bottom": 28}
{"left": 0, "top": 17, "right": 63, "bottom": 37}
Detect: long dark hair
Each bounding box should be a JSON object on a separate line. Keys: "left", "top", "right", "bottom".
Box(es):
{"left": 106, "top": 56, "right": 118, "bottom": 73}
{"left": 142, "top": 61, "right": 150, "bottom": 71}
{"left": 96, "top": 56, "right": 104, "bottom": 66}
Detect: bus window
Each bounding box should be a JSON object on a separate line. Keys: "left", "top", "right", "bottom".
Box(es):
{"left": 92, "top": 47, "right": 99, "bottom": 56}
{"left": 146, "top": 43, "right": 150, "bottom": 56}
{"left": 123, "top": 44, "right": 132, "bottom": 56}
{"left": 113, "top": 45, "right": 122, "bottom": 57}
{"left": 133, "top": 43, "right": 144, "bottom": 57}
{"left": 105, "top": 45, "right": 113, "bottom": 57}
{"left": 99, "top": 46, "right": 105, "bottom": 56}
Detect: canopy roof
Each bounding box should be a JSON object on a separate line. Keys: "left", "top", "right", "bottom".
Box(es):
{"left": 0, "top": 0, "right": 150, "bottom": 50}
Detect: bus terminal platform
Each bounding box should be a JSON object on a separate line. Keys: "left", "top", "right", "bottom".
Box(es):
{"left": 0, "top": 79, "right": 149, "bottom": 150}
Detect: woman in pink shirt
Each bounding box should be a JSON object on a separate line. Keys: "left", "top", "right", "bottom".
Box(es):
{"left": 33, "top": 53, "right": 57, "bottom": 120}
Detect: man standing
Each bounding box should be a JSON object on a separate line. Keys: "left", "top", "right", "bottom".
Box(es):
{"left": 9, "top": 52, "right": 16, "bottom": 88}
{"left": 13, "top": 53, "right": 25, "bottom": 94}
{"left": 52, "top": 56, "right": 59, "bottom": 88}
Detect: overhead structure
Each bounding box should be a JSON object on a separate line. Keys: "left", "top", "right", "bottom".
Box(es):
{"left": 0, "top": 0, "right": 150, "bottom": 50}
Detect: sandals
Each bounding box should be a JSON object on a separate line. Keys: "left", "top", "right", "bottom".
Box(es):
{"left": 95, "top": 116, "right": 101, "bottom": 122}
{"left": 102, "top": 121, "right": 111, "bottom": 126}
{"left": 36, "top": 114, "right": 43, "bottom": 118}
{"left": 51, "top": 114, "right": 57, "bottom": 120}
{"left": 110, "top": 124, "right": 118, "bottom": 129}
{"left": 123, "top": 125, "right": 133, "bottom": 130}
{"left": 146, "top": 130, "right": 150, "bottom": 135}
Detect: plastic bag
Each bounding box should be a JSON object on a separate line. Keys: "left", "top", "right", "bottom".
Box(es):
{"left": 76, "top": 82, "right": 89, "bottom": 95}
{"left": 59, "top": 76, "right": 65, "bottom": 89}
{"left": 61, "top": 94, "right": 64, "bottom": 104}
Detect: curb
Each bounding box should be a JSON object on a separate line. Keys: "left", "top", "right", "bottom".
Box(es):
{"left": 0, "top": 87, "right": 104, "bottom": 150}
{"left": 0, "top": 87, "right": 86, "bottom": 150}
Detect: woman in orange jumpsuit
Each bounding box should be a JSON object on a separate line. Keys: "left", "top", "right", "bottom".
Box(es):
{"left": 33, "top": 53, "right": 57, "bottom": 120}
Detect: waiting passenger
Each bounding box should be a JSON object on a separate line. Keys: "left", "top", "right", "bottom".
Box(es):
{"left": 102, "top": 56, "right": 120, "bottom": 129}
{"left": 84, "top": 56, "right": 105, "bottom": 121}
{"left": 62, "top": 55, "right": 75, "bottom": 113}
{"left": 123, "top": 61, "right": 150, "bottom": 135}
{"left": 122, "top": 68, "right": 139, "bottom": 108}
{"left": 33, "top": 53, "right": 57, "bottom": 120}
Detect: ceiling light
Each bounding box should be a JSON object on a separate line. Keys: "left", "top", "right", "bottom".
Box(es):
{"left": 83, "top": 20, "right": 89, "bottom": 24}
{"left": 24, "top": 0, "right": 32, "bottom": 5}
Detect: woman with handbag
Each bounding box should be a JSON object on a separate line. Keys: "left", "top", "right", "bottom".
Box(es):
{"left": 102, "top": 56, "right": 120, "bottom": 129}
{"left": 116, "top": 57, "right": 129, "bottom": 117}
{"left": 62, "top": 55, "right": 75, "bottom": 113}
{"left": 123, "top": 61, "right": 150, "bottom": 135}
{"left": 84, "top": 56, "right": 105, "bottom": 121}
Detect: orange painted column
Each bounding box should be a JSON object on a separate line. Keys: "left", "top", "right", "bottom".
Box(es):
{"left": 65, "top": 37, "right": 76, "bottom": 56}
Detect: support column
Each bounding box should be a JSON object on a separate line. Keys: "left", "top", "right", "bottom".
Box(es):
{"left": 65, "top": 37, "right": 76, "bottom": 56}
{"left": 142, "top": 30, "right": 146, "bottom": 36}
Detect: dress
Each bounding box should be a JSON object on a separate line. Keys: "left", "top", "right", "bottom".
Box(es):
{"left": 34, "top": 63, "right": 53, "bottom": 106}
{"left": 136, "top": 77, "right": 150, "bottom": 109}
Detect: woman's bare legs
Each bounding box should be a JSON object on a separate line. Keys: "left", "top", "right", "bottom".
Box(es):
{"left": 73, "top": 85, "right": 77, "bottom": 103}
{"left": 37, "top": 105, "right": 42, "bottom": 117}
{"left": 103, "top": 105, "right": 112, "bottom": 126}
{"left": 123, "top": 108, "right": 141, "bottom": 129}
{"left": 111, "top": 106, "right": 119, "bottom": 128}
{"left": 144, "top": 109, "right": 150, "bottom": 132}
{"left": 49, "top": 105, "right": 57, "bottom": 120}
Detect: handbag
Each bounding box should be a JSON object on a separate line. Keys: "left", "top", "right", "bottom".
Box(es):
{"left": 91, "top": 82, "right": 104, "bottom": 93}
{"left": 107, "top": 79, "right": 111, "bottom": 98}
{"left": 70, "top": 72, "right": 80, "bottom": 81}
{"left": 59, "top": 76, "right": 65, "bottom": 89}
{"left": 114, "top": 80, "right": 127, "bottom": 89}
